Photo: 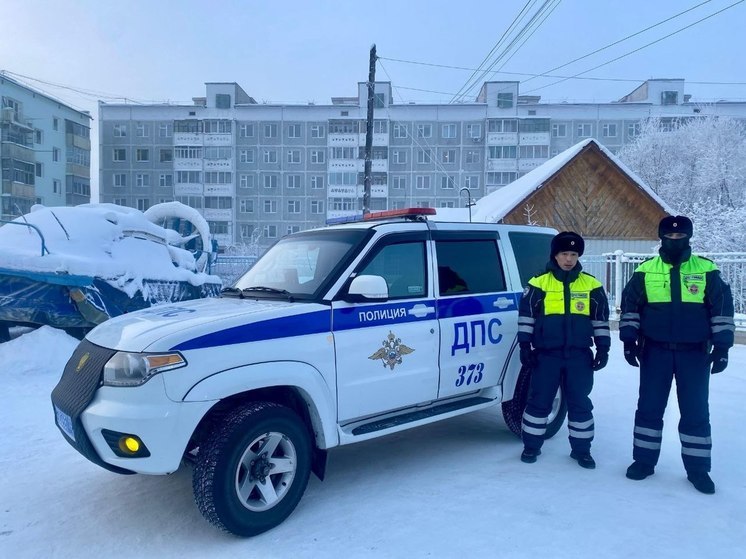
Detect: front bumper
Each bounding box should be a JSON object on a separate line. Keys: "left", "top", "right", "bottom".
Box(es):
{"left": 51, "top": 340, "right": 214, "bottom": 475}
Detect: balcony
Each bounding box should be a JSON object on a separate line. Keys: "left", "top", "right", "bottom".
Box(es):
{"left": 173, "top": 132, "right": 202, "bottom": 145}
{"left": 327, "top": 133, "right": 358, "bottom": 147}
{"left": 486, "top": 159, "right": 518, "bottom": 172}
{"left": 357, "top": 184, "right": 388, "bottom": 198}
{"left": 357, "top": 132, "right": 389, "bottom": 146}
{"left": 174, "top": 183, "right": 204, "bottom": 196}
{"left": 355, "top": 159, "right": 388, "bottom": 173}
{"left": 519, "top": 132, "right": 550, "bottom": 145}
{"left": 328, "top": 159, "right": 358, "bottom": 172}
{"left": 327, "top": 209, "right": 360, "bottom": 220}
{"left": 203, "top": 133, "right": 232, "bottom": 146}
{"left": 204, "top": 159, "right": 233, "bottom": 171}
{"left": 328, "top": 185, "right": 356, "bottom": 197}
{"left": 203, "top": 183, "right": 234, "bottom": 196}
{"left": 212, "top": 233, "right": 232, "bottom": 247}
{"left": 203, "top": 208, "right": 233, "bottom": 221}
{"left": 518, "top": 158, "right": 548, "bottom": 172}
{"left": 174, "top": 158, "right": 203, "bottom": 171}
{"left": 487, "top": 132, "right": 518, "bottom": 145}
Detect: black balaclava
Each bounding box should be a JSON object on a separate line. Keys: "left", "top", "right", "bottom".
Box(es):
{"left": 658, "top": 215, "right": 693, "bottom": 264}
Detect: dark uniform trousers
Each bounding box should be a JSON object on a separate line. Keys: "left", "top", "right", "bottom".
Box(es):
{"left": 634, "top": 342, "right": 712, "bottom": 473}
{"left": 522, "top": 348, "right": 594, "bottom": 453}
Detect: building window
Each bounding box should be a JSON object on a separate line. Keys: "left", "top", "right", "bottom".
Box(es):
{"left": 263, "top": 225, "right": 278, "bottom": 238}
{"left": 34, "top": 129, "right": 43, "bottom": 144}
{"left": 136, "top": 123, "right": 149, "bottom": 137}
{"left": 577, "top": 123, "right": 592, "bottom": 137}
{"left": 263, "top": 175, "right": 278, "bottom": 189}
{"left": 263, "top": 149, "right": 278, "bottom": 164}
{"left": 602, "top": 123, "right": 618, "bottom": 137}
{"left": 466, "top": 124, "right": 482, "bottom": 139}
{"left": 551, "top": 123, "right": 567, "bottom": 137}
{"left": 239, "top": 149, "right": 254, "bottom": 163}
{"left": 416, "top": 124, "right": 432, "bottom": 138}
{"left": 442, "top": 124, "right": 457, "bottom": 139}
{"left": 53, "top": 179, "right": 60, "bottom": 193}
{"left": 52, "top": 148, "right": 60, "bottom": 162}
{"left": 158, "top": 123, "right": 172, "bottom": 137}
{"left": 487, "top": 172, "right": 517, "bottom": 185}
{"left": 661, "top": 91, "right": 678, "bottom": 105}
{"left": 519, "top": 145, "right": 549, "bottom": 158}
{"left": 392, "top": 176, "right": 406, "bottom": 190}
{"left": 441, "top": 149, "right": 457, "bottom": 164}
{"left": 393, "top": 123, "right": 408, "bottom": 139}
{"left": 310, "top": 176, "right": 324, "bottom": 189}
{"left": 113, "top": 198, "right": 127, "bottom": 206}
{"left": 239, "top": 174, "right": 255, "bottom": 188}
{"left": 159, "top": 149, "right": 173, "bottom": 163}
{"left": 417, "top": 149, "right": 433, "bottom": 164}
{"left": 176, "top": 171, "right": 201, "bottom": 183}
{"left": 263, "top": 199, "right": 278, "bottom": 213}
{"left": 112, "top": 148, "right": 127, "bottom": 162}
{"left": 35, "top": 162, "right": 43, "bottom": 177}
{"left": 288, "top": 200, "right": 301, "bottom": 214}
{"left": 310, "top": 125, "right": 325, "bottom": 138}
{"left": 287, "top": 124, "right": 302, "bottom": 138}
{"left": 136, "top": 173, "right": 151, "bottom": 187}
{"left": 136, "top": 148, "right": 150, "bottom": 162}
{"left": 287, "top": 175, "right": 301, "bottom": 189}
{"left": 464, "top": 175, "right": 479, "bottom": 189}
{"left": 52, "top": 118, "right": 59, "bottom": 131}
{"left": 287, "top": 149, "right": 301, "bottom": 164}
{"left": 440, "top": 176, "right": 456, "bottom": 189}
{"left": 488, "top": 145, "right": 517, "bottom": 159}
{"left": 628, "top": 122, "right": 641, "bottom": 137}
{"left": 416, "top": 175, "right": 430, "bottom": 189}
{"left": 204, "top": 147, "right": 232, "bottom": 160}
{"left": 174, "top": 146, "right": 202, "bottom": 159}
{"left": 331, "top": 147, "right": 356, "bottom": 159}
{"left": 497, "top": 92, "right": 514, "bottom": 108}
{"left": 488, "top": 119, "right": 518, "bottom": 133}
{"left": 264, "top": 123, "right": 278, "bottom": 138}
{"left": 373, "top": 120, "right": 388, "bottom": 134}
{"left": 240, "top": 224, "right": 255, "bottom": 239}
{"left": 159, "top": 174, "right": 173, "bottom": 187}
{"left": 208, "top": 221, "right": 229, "bottom": 235}
{"left": 465, "top": 150, "right": 480, "bottom": 164}
{"left": 204, "top": 120, "right": 232, "bottom": 134}
{"left": 310, "top": 200, "right": 324, "bottom": 214}
{"left": 204, "top": 196, "right": 233, "bottom": 209}
{"left": 393, "top": 150, "right": 407, "bottom": 164}
{"left": 239, "top": 123, "right": 255, "bottom": 138}
{"left": 439, "top": 200, "right": 456, "bottom": 208}
{"left": 215, "top": 94, "right": 231, "bottom": 109}
{"left": 306, "top": 149, "right": 322, "bottom": 164}
{"left": 239, "top": 199, "right": 254, "bottom": 213}
{"left": 136, "top": 198, "right": 149, "bottom": 211}
{"left": 287, "top": 225, "right": 301, "bottom": 235}
{"left": 374, "top": 93, "right": 385, "bottom": 108}
{"left": 113, "top": 173, "right": 127, "bottom": 187}
{"left": 204, "top": 172, "right": 232, "bottom": 184}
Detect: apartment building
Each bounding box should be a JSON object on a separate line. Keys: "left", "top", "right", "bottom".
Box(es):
{"left": 1, "top": 73, "right": 92, "bottom": 221}
{"left": 98, "top": 78, "right": 746, "bottom": 252}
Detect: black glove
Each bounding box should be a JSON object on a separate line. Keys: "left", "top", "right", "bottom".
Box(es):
{"left": 623, "top": 340, "right": 639, "bottom": 368}
{"left": 710, "top": 346, "right": 729, "bottom": 374}
{"left": 519, "top": 343, "right": 537, "bottom": 369}
{"left": 592, "top": 348, "right": 609, "bottom": 371}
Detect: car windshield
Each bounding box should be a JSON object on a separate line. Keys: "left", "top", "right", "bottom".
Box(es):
{"left": 233, "top": 229, "right": 368, "bottom": 299}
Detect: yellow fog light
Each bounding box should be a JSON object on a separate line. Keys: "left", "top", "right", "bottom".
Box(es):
{"left": 120, "top": 436, "right": 141, "bottom": 454}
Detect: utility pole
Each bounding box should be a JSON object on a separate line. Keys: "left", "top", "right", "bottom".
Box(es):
{"left": 363, "top": 44, "right": 376, "bottom": 215}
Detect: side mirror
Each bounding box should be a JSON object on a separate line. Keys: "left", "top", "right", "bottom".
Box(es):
{"left": 345, "top": 275, "right": 389, "bottom": 302}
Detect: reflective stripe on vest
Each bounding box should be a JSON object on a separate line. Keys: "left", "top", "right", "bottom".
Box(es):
{"left": 636, "top": 255, "right": 716, "bottom": 304}
{"left": 528, "top": 272, "right": 601, "bottom": 316}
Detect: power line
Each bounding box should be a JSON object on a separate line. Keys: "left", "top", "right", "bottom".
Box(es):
{"left": 523, "top": 0, "right": 745, "bottom": 94}
{"left": 521, "top": 0, "right": 713, "bottom": 86}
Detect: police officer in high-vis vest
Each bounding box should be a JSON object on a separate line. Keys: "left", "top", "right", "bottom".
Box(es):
{"left": 620, "top": 215, "right": 735, "bottom": 494}
{"left": 518, "top": 231, "right": 611, "bottom": 468}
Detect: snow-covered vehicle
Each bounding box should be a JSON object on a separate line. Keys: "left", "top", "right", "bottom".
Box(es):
{"left": 0, "top": 202, "right": 221, "bottom": 341}
{"left": 51, "top": 208, "right": 565, "bottom": 537}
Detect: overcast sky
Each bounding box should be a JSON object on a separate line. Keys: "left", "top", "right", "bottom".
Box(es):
{"left": 2, "top": 0, "right": 745, "bottom": 197}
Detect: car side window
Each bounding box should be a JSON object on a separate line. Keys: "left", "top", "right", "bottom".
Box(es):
{"left": 508, "top": 232, "right": 553, "bottom": 286}
{"left": 358, "top": 241, "right": 427, "bottom": 299}
{"left": 436, "top": 239, "right": 506, "bottom": 295}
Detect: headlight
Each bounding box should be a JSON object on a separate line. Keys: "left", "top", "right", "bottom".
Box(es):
{"left": 103, "top": 352, "right": 186, "bottom": 387}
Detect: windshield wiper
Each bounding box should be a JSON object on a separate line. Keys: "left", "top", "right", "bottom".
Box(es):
{"left": 240, "top": 286, "right": 295, "bottom": 301}
{"left": 221, "top": 287, "right": 242, "bottom": 298}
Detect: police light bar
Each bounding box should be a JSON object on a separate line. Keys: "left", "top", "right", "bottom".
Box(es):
{"left": 325, "top": 208, "right": 436, "bottom": 225}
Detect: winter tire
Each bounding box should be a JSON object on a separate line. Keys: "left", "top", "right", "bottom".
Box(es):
{"left": 501, "top": 366, "right": 567, "bottom": 439}
{"left": 193, "top": 402, "right": 312, "bottom": 537}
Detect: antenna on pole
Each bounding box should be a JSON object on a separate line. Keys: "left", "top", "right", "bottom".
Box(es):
{"left": 363, "top": 44, "right": 377, "bottom": 216}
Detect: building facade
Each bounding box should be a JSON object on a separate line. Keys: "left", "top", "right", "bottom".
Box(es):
{"left": 98, "top": 79, "right": 746, "bottom": 252}
{"left": 1, "top": 74, "right": 92, "bottom": 221}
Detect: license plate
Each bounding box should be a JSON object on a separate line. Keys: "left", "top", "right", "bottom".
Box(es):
{"left": 54, "top": 405, "right": 76, "bottom": 442}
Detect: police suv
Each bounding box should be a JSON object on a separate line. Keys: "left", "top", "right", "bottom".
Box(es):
{"left": 51, "top": 208, "right": 565, "bottom": 537}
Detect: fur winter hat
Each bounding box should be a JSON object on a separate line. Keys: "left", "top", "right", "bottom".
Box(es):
{"left": 658, "top": 215, "right": 693, "bottom": 239}
{"left": 551, "top": 231, "right": 585, "bottom": 258}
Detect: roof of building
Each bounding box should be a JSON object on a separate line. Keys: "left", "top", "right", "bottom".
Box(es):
{"left": 471, "top": 139, "right": 673, "bottom": 223}
{"left": 0, "top": 72, "right": 92, "bottom": 120}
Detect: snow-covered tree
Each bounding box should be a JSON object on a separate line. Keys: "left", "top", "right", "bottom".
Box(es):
{"left": 618, "top": 115, "right": 746, "bottom": 252}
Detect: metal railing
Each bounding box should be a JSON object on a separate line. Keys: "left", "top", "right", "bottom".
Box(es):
{"left": 581, "top": 252, "right": 746, "bottom": 319}
{"left": 0, "top": 219, "right": 49, "bottom": 255}
{"left": 211, "top": 255, "right": 257, "bottom": 286}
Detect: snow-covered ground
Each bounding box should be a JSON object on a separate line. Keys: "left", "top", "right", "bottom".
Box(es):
{"left": 1, "top": 327, "right": 745, "bottom": 559}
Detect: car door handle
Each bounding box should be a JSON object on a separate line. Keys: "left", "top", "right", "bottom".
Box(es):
{"left": 493, "top": 297, "right": 514, "bottom": 309}
{"left": 408, "top": 304, "right": 435, "bottom": 317}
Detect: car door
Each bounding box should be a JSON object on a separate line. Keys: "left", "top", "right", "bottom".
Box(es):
{"left": 332, "top": 232, "right": 440, "bottom": 423}
{"left": 434, "top": 231, "right": 517, "bottom": 399}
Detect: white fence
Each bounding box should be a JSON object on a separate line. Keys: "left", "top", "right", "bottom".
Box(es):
{"left": 581, "top": 252, "right": 746, "bottom": 321}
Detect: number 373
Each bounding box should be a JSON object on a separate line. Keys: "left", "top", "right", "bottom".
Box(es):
{"left": 455, "top": 363, "right": 484, "bottom": 387}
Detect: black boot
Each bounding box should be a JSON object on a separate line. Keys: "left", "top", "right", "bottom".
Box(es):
{"left": 626, "top": 461, "right": 655, "bottom": 480}
{"left": 570, "top": 451, "right": 596, "bottom": 469}
{"left": 521, "top": 447, "right": 541, "bottom": 463}
{"left": 687, "top": 472, "right": 715, "bottom": 494}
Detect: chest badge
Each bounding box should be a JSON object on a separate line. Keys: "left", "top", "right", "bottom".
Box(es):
{"left": 574, "top": 301, "right": 586, "bottom": 312}
{"left": 369, "top": 331, "right": 414, "bottom": 370}
{"left": 688, "top": 284, "right": 699, "bottom": 295}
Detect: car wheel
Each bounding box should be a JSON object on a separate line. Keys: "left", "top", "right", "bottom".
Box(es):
{"left": 501, "top": 366, "right": 567, "bottom": 439}
{"left": 193, "top": 402, "right": 312, "bottom": 537}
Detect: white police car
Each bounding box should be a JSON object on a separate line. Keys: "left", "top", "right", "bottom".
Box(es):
{"left": 51, "top": 208, "right": 566, "bottom": 537}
